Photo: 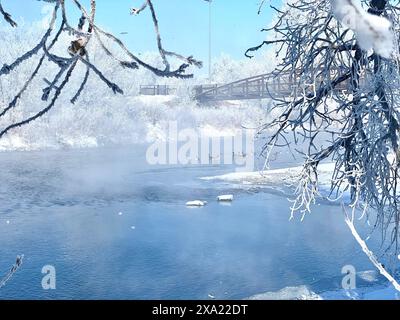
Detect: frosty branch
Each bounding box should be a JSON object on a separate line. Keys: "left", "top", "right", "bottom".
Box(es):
{"left": 0, "top": 0, "right": 17, "bottom": 28}
{"left": 0, "top": 255, "right": 23, "bottom": 289}
{"left": 0, "top": 0, "right": 202, "bottom": 138}
{"left": 250, "top": 0, "right": 400, "bottom": 255}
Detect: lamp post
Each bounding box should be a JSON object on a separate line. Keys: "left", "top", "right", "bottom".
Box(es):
{"left": 204, "top": 0, "right": 212, "bottom": 82}
{"left": 209, "top": 0, "right": 212, "bottom": 81}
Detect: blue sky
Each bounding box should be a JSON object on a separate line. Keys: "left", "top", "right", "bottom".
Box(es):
{"left": 2, "top": 0, "right": 281, "bottom": 72}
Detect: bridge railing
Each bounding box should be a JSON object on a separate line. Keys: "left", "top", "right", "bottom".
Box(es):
{"left": 193, "top": 84, "right": 219, "bottom": 96}
{"left": 139, "top": 69, "right": 358, "bottom": 101}
{"left": 195, "top": 74, "right": 287, "bottom": 101}
{"left": 139, "top": 85, "right": 176, "bottom": 96}
{"left": 195, "top": 71, "right": 354, "bottom": 102}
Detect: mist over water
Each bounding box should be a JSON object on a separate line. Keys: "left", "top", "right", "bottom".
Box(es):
{"left": 0, "top": 146, "right": 385, "bottom": 299}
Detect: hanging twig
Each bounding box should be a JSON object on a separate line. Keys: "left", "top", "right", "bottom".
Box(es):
{"left": 343, "top": 204, "right": 400, "bottom": 292}
{"left": 0, "top": 1, "right": 17, "bottom": 27}
{"left": 0, "top": 255, "right": 24, "bottom": 289}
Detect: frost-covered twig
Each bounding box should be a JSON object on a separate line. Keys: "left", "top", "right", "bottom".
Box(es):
{"left": 0, "top": 57, "right": 79, "bottom": 139}
{"left": 0, "top": 255, "right": 24, "bottom": 289}
{"left": 0, "top": 1, "right": 17, "bottom": 27}
{"left": 343, "top": 204, "right": 400, "bottom": 292}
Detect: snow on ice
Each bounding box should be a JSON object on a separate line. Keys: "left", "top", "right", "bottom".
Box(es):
{"left": 217, "top": 195, "right": 234, "bottom": 202}
{"left": 186, "top": 200, "right": 208, "bottom": 207}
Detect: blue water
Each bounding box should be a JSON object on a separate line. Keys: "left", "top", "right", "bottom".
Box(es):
{"left": 0, "top": 146, "right": 381, "bottom": 299}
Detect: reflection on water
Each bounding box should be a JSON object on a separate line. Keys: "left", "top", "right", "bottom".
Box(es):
{"left": 0, "top": 146, "right": 382, "bottom": 299}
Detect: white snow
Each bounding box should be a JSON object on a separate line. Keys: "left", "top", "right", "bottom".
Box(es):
{"left": 199, "top": 125, "right": 238, "bottom": 138}
{"left": 331, "top": 0, "right": 395, "bottom": 58}
{"left": 202, "top": 163, "right": 335, "bottom": 190}
{"left": 186, "top": 200, "right": 208, "bottom": 207}
{"left": 217, "top": 195, "right": 234, "bottom": 202}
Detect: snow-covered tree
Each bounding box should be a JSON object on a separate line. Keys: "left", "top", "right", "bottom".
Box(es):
{"left": 0, "top": 0, "right": 201, "bottom": 140}
{"left": 210, "top": 52, "right": 277, "bottom": 84}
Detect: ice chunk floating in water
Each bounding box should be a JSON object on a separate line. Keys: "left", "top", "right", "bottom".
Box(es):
{"left": 217, "top": 195, "right": 234, "bottom": 202}
{"left": 186, "top": 200, "right": 208, "bottom": 207}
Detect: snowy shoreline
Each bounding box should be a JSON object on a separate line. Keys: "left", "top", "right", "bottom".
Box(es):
{"left": 0, "top": 95, "right": 269, "bottom": 152}
{"left": 201, "top": 162, "right": 335, "bottom": 192}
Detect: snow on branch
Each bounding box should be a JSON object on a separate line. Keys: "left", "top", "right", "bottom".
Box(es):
{"left": 343, "top": 204, "right": 400, "bottom": 292}
{"left": 331, "top": 0, "right": 395, "bottom": 58}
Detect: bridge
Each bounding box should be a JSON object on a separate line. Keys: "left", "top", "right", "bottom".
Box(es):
{"left": 140, "top": 69, "right": 349, "bottom": 102}
{"left": 194, "top": 73, "right": 294, "bottom": 102}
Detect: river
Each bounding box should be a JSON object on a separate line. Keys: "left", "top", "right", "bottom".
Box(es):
{"left": 0, "top": 146, "right": 383, "bottom": 299}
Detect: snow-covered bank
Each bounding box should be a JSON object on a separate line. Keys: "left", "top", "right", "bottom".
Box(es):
{"left": 0, "top": 95, "right": 270, "bottom": 152}
{"left": 202, "top": 162, "right": 335, "bottom": 189}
